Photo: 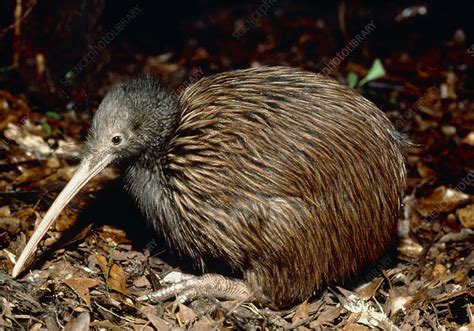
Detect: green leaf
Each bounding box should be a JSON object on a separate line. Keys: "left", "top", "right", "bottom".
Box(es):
{"left": 0, "top": 65, "right": 14, "bottom": 73}
{"left": 388, "top": 95, "right": 398, "bottom": 106}
{"left": 46, "top": 111, "right": 61, "bottom": 120}
{"left": 41, "top": 122, "right": 52, "bottom": 136}
{"left": 346, "top": 71, "right": 359, "bottom": 89}
{"left": 359, "top": 58, "right": 386, "bottom": 87}
{"left": 64, "top": 70, "right": 74, "bottom": 86}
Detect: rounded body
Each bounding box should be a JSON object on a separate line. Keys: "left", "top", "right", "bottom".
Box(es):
{"left": 125, "top": 66, "right": 406, "bottom": 306}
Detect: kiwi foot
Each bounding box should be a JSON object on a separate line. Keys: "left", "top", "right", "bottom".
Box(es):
{"left": 137, "top": 272, "right": 252, "bottom": 303}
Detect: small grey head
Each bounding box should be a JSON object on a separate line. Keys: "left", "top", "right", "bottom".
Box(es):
{"left": 85, "top": 75, "right": 179, "bottom": 165}
{"left": 12, "top": 75, "right": 179, "bottom": 277}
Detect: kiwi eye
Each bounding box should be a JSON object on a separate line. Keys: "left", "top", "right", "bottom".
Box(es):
{"left": 111, "top": 135, "right": 122, "bottom": 145}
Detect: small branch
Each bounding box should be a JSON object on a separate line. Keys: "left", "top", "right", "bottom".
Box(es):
{"left": 12, "top": 0, "right": 22, "bottom": 68}
{"left": 0, "top": 0, "right": 37, "bottom": 38}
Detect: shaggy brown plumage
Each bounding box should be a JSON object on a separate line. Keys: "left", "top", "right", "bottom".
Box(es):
{"left": 125, "top": 66, "right": 406, "bottom": 305}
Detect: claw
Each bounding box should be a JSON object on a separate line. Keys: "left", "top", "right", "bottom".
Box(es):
{"left": 137, "top": 273, "right": 252, "bottom": 303}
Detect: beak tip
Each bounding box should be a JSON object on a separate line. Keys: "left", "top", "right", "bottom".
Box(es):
{"left": 10, "top": 157, "right": 110, "bottom": 278}
{"left": 11, "top": 267, "right": 20, "bottom": 278}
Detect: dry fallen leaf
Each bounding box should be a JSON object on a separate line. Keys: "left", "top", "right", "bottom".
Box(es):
{"left": 190, "top": 316, "right": 214, "bottom": 331}
{"left": 133, "top": 325, "right": 154, "bottom": 331}
{"left": 462, "top": 132, "right": 474, "bottom": 146}
{"left": 416, "top": 186, "right": 468, "bottom": 217}
{"left": 98, "top": 225, "right": 130, "bottom": 245}
{"left": 140, "top": 305, "right": 172, "bottom": 331}
{"left": 398, "top": 237, "right": 423, "bottom": 259}
{"left": 0, "top": 206, "right": 11, "bottom": 217}
{"left": 292, "top": 299, "right": 309, "bottom": 323}
{"left": 416, "top": 161, "right": 436, "bottom": 179}
{"left": 430, "top": 264, "right": 447, "bottom": 280}
{"left": 29, "top": 323, "right": 42, "bottom": 331}
{"left": 457, "top": 204, "right": 474, "bottom": 228}
{"left": 387, "top": 287, "right": 413, "bottom": 316}
{"left": 54, "top": 211, "right": 77, "bottom": 232}
{"left": 0, "top": 217, "right": 20, "bottom": 233}
{"left": 4, "top": 122, "right": 52, "bottom": 158}
{"left": 96, "top": 254, "right": 128, "bottom": 295}
{"left": 109, "top": 263, "right": 128, "bottom": 295}
{"left": 177, "top": 302, "right": 197, "bottom": 326}
{"left": 310, "top": 305, "right": 342, "bottom": 328}
{"left": 342, "top": 322, "right": 369, "bottom": 330}
{"left": 96, "top": 254, "right": 107, "bottom": 272}
{"left": 133, "top": 275, "right": 151, "bottom": 288}
{"left": 64, "top": 277, "right": 99, "bottom": 306}
{"left": 356, "top": 277, "right": 384, "bottom": 300}
{"left": 63, "top": 312, "right": 90, "bottom": 331}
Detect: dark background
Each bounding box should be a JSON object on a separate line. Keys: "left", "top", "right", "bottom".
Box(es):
{"left": 0, "top": 1, "right": 473, "bottom": 110}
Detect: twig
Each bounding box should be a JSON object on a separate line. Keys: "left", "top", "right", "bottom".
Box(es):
{"left": 415, "top": 218, "right": 446, "bottom": 279}
{"left": 0, "top": 0, "right": 37, "bottom": 38}
{"left": 13, "top": 314, "right": 43, "bottom": 323}
{"left": 139, "top": 320, "right": 151, "bottom": 331}
{"left": 338, "top": 1, "right": 349, "bottom": 43}
{"left": 467, "top": 304, "right": 473, "bottom": 324}
{"left": 12, "top": 0, "right": 22, "bottom": 68}
{"left": 94, "top": 302, "right": 135, "bottom": 323}
{"left": 421, "top": 307, "right": 438, "bottom": 330}
{"left": 430, "top": 302, "right": 441, "bottom": 328}
{"left": 432, "top": 289, "right": 470, "bottom": 304}
{"left": 55, "top": 304, "right": 64, "bottom": 329}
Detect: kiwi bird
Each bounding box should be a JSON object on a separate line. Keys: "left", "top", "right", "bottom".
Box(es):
{"left": 12, "top": 66, "right": 406, "bottom": 307}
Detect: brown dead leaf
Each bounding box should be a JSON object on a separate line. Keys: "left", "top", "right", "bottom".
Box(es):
{"left": 177, "top": 303, "right": 197, "bottom": 326}
{"left": 63, "top": 312, "right": 90, "bottom": 331}
{"left": 140, "top": 305, "right": 172, "bottom": 331}
{"left": 58, "top": 223, "right": 93, "bottom": 248}
{"left": 356, "top": 277, "right": 384, "bottom": 300}
{"left": 430, "top": 264, "right": 447, "bottom": 280}
{"left": 0, "top": 217, "right": 20, "bottom": 233}
{"left": 96, "top": 254, "right": 128, "bottom": 295}
{"left": 453, "top": 270, "right": 468, "bottom": 284}
{"left": 462, "top": 132, "right": 474, "bottom": 146}
{"left": 190, "top": 316, "right": 214, "bottom": 331}
{"left": 342, "top": 322, "right": 370, "bottom": 330}
{"left": 98, "top": 225, "right": 130, "bottom": 245}
{"left": 108, "top": 263, "right": 128, "bottom": 294}
{"left": 387, "top": 287, "right": 413, "bottom": 316}
{"left": 292, "top": 299, "right": 309, "bottom": 323}
{"left": 310, "top": 306, "right": 342, "bottom": 328}
{"left": 90, "top": 319, "right": 123, "bottom": 330}
{"left": 14, "top": 206, "right": 38, "bottom": 222}
{"left": 133, "top": 275, "right": 151, "bottom": 288}
{"left": 96, "top": 254, "right": 108, "bottom": 272}
{"left": 416, "top": 186, "right": 468, "bottom": 217}
{"left": 398, "top": 238, "right": 423, "bottom": 259}
{"left": 30, "top": 323, "right": 42, "bottom": 331}
{"left": 0, "top": 206, "right": 11, "bottom": 217}
{"left": 54, "top": 211, "right": 77, "bottom": 232}
{"left": 133, "top": 326, "right": 154, "bottom": 331}
{"left": 214, "top": 308, "right": 225, "bottom": 320}
{"left": 416, "top": 161, "right": 436, "bottom": 179}
{"left": 64, "top": 277, "right": 99, "bottom": 306}
{"left": 457, "top": 204, "right": 474, "bottom": 228}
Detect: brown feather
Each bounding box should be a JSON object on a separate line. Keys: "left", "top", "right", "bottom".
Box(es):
{"left": 136, "top": 66, "right": 408, "bottom": 305}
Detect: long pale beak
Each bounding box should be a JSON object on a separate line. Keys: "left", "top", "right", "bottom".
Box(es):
{"left": 12, "top": 155, "right": 113, "bottom": 278}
